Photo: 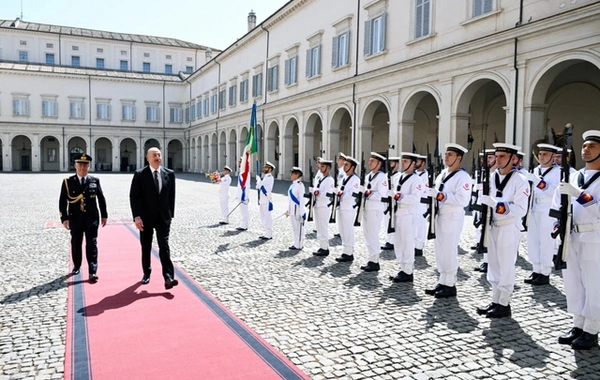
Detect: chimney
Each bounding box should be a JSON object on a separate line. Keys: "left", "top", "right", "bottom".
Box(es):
{"left": 205, "top": 48, "right": 212, "bottom": 62}
{"left": 248, "top": 10, "right": 256, "bottom": 32}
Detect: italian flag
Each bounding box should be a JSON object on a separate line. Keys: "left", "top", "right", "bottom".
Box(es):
{"left": 238, "top": 103, "right": 258, "bottom": 200}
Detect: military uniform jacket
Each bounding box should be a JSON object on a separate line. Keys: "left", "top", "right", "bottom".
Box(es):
{"left": 314, "top": 175, "right": 335, "bottom": 208}
{"left": 59, "top": 175, "right": 108, "bottom": 227}
{"left": 487, "top": 169, "right": 530, "bottom": 227}
{"left": 393, "top": 172, "right": 424, "bottom": 215}
{"left": 531, "top": 164, "right": 560, "bottom": 211}
{"left": 435, "top": 168, "right": 471, "bottom": 212}
{"left": 364, "top": 170, "right": 388, "bottom": 211}
{"left": 339, "top": 174, "right": 360, "bottom": 211}
{"left": 129, "top": 166, "right": 176, "bottom": 224}
{"left": 257, "top": 173, "right": 274, "bottom": 205}
{"left": 288, "top": 180, "right": 306, "bottom": 218}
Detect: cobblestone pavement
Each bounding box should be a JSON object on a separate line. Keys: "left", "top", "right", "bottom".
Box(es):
{"left": 1, "top": 173, "right": 598, "bottom": 380}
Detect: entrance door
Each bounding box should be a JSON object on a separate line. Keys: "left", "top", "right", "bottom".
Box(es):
{"left": 21, "top": 155, "right": 31, "bottom": 171}
{"left": 121, "top": 157, "right": 129, "bottom": 172}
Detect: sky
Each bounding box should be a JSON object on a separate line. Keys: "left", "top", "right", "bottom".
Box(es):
{"left": 0, "top": 0, "right": 290, "bottom": 50}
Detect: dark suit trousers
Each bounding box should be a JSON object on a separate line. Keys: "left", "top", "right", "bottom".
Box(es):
{"left": 140, "top": 218, "right": 174, "bottom": 280}
{"left": 70, "top": 222, "right": 99, "bottom": 274}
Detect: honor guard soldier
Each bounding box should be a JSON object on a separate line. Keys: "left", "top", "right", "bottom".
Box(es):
{"left": 218, "top": 165, "right": 232, "bottom": 225}
{"left": 414, "top": 154, "right": 428, "bottom": 256}
{"left": 425, "top": 143, "right": 471, "bottom": 298}
{"left": 525, "top": 143, "right": 561, "bottom": 285}
{"left": 333, "top": 153, "right": 347, "bottom": 238}
{"left": 390, "top": 153, "right": 424, "bottom": 282}
{"left": 554, "top": 148, "right": 577, "bottom": 175}
{"left": 313, "top": 159, "right": 335, "bottom": 256}
{"left": 360, "top": 152, "right": 388, "bottom": 272}
{"left": 335, "top": 156, "right": 360, "bottom": 262}
{"left": 474, "top": 149, "right": 499, "bottom": 273}
{"left": 475, "top": 143, "right": 530, "bottom": 318}
{"left": 287, "top": 167, "right": 306, "bottom": 250}
{"left": 59, "top": 154, "right": 108, "bottom": 282}
{"left": 381, "top": 156, "right": 401, "bottom": 251}
{"left": 236, "top": 157, "right": 250, "bottom": 231}
{"left": 257, "top": 161, "right": 275, "bottom": 240}
{"left": 553, "top": 130, "right": 600, "bottom": 350}
{"left": 516, "top": 151, "right": 528, "bottom": 176}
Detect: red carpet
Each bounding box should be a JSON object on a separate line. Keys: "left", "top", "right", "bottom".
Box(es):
{"left": 64, "top": 224, "right": 309, "bottom": 380}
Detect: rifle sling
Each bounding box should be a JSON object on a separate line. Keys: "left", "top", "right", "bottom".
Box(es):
{"left": 578, "top": 171, "right": 600, "bottom": 190}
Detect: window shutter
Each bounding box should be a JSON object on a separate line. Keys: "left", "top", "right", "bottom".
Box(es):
{"left": 380, "top": 13, "right": 387, "bottom": 51}
{"left": 97, "top": 104, "right": 101, "bottom": 118}
{"left": 107, "top": 105, "right": 112, "bottom": 119}
{"left": 316, "top": 45, "right": 322, "bottom": 75}
{"left": 332, "top": 36, "right": 339, "bottom": 68}
{"left": 364, "top": 20, "right": 372, "bottom": 56}
{"left": 146, "top": 107, "right": 151, "bottom": 121}
{"left": 284, "top": 59, "right": 290, "bottom": 85}
{"left": 344, "top": 31, "right": 351, "bottom": 65}
{"left": 423, "top": 0, "right": 430, "bottom": 36}
{"left": 132, "top": 106, "right": 136, "bottom": 120}
{"left": 273, "top": 65, "right": 279, "bottom": 90}
{"left": 306, "top": 48, "right": 312, "bottom": 77}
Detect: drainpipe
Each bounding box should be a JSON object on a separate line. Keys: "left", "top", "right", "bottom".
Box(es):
{"left": 512, "top": 0, "right": 523, "bottom": 145}
{"left": 88, "top": 75, "right": 92, "bottom": 126}
{"left": 351, "top": 0, "right": 361, "bottom": 158}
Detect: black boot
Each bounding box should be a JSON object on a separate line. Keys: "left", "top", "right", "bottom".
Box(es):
{"left": 473, "top": 262, "right": 488, "bottom": 273}
{"left": 558, "top": 327, "right": 584, "bottom": 345}
{"left": 476, "top": 302, "right": 498, "bottom": 315}
{"left": 381, "top": 242, "right": 394, "bottom": 250}
{"left": 414, "top": 248, "right": 423, "bottom": 256}
{"left": 571, "top": 332, "right": 599, "bottom": 350}
{"left": 313, "top": 248, "right": 329, "bottom": 256}
{"left": 360, "top": 261, "right": 380, "bottom": 272}
{"left": 335, "top": 254, "right": 354, "bottom": 262}
{"left": 390, "top": 271, "right": 413, "bottom": 283}
{"left": 425, "top": 284, "right": 443, "bottom": 296}
{"left": 524, "top": 272, "right": 540, "bottom": 284}
{"left": 486, "top": 304, "right": 511, "bottom": 318}
{"left": 532, "top": 274, "right": 550, "bottom": 286}
{"left": 434, "top": 285, "right": 457, "bottom": 299}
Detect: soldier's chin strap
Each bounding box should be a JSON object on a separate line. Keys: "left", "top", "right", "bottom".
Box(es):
{"left": 500, "top": 154, "right": 514, "bottom": 170}
{"left": 584, "top": 152, "right": 600, "bottom": 163}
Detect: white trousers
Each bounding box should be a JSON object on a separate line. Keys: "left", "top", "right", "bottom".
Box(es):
{"left": 564, "top": 235, "right": 600, "bottom": 334}
{"left": 239, "top": 201, "right": 249, "bottom": 229}
{"left": 394, "top": 212, "right": 415, "bottom": 274}
{"left": 363, "top": 209, "right": 384, "bottom": 263}
{"left": 414, "top": 210, "right": 426, "bottom": 250}
{"left": 219, "top": 194, "right": 229, "bottom": 222}
{"left": 487, "top": 224, "right": 521, "bottom": 306}
{"left": 526, "top": 209, "right": 555, "bottom": 275}
{"left": 314, "top": 207, "right": 330, "bottom": 250}
{"left": 434, "top": 212, "right": 465, "bottom": 286}
{"left": 259, "top": 202, "right": 272, "bottom": 238}
{"left": 383, "top": 213, "right": 393, "bottom": 244}
{"left": 290, "top": 216, "right": 305, "bottom": 249}
{"left": 338, "top": 209, "right": 355, "bottom": 255}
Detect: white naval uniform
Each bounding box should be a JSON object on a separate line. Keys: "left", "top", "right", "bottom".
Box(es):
{"left": 552, "top": 169, "right": 600, "bottom": 335}
{"left": 257, "top": 173, "right": 274, "bottom": 238}
{"left": 483, "top": 169, "right": 530, "bottom": 306}
{"left": 219, "top": 174, "right": 231, "bottom": 223}
{"left": 393, "top": 172, "right": 424, "bottom": 275}
{"left": 415, "top": 169, "right": 429, "bottom": 250}
{"left": 236, "top": 176, "right": 250, "bottom": 229}
{"left": 362, "top": 170, "right": 389, "bottom": 263}
{"left": 433, "top": 168, "right": 472, "bottom": 287}
{"left": 527, "top": 164, "right": 560, "bottom": 276}
{"left": 314, "top": 175, "right": 335, "bottom": 250}
{"left": 383, "top": 171, "right": 401, "bottom": 245}
{"left": 337, "top": 173, "right": 360, "bottom": 255}
{"left": 288, "top": 180, "right": 306, "bottom": 249}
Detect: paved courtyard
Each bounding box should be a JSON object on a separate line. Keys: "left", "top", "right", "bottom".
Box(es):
{"left": 0, "top": 172, "right": 598, "bottom": 380}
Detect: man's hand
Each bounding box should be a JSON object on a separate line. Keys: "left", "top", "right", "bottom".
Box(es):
{"left": 134, "top": 216, "right": 144, "bottom": 231}
{"left": 559, "top": 182, "right": 582, "bottom": 198}
{"left": 101, "top": 218, "right": 108, "bottom": 227}
{"left": 480, "top": 195, "right": 498, "bottom": 208}
{"left": 427, "top": 188, "right": 438, "bottom": 198}
{"left": 526, "top": 172, "right": 541, "bottom": 185}
{"left": 63, "top": 220, "right": 70, "bottom": 230}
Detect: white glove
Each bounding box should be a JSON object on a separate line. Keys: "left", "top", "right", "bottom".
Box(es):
{"left": 480, "top": 195, "right": 498, "bottom": 208}
{"left": 475, "top": 183, "right": 483, "bottom": 191}
{"left": 526, "top": 172, "right": 541, "bottom": 185}
{"left": 309, "top": 187, "right": 314, "bottom": 192}
{"left": 427, "top": 188, "right": 438, "bottom": 198}
{"left": 255, "top": 175, "right": 261, "bottom": 183}
{"left": 559, "top": 182, "right": 582, "bottom": 198}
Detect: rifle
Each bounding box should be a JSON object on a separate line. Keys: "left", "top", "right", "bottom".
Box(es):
{"left": 383, "top": 151, "right": 396, "bottom": 234}
{"left": 476, "top": 142, "right": 491, "bottom": 254}
{"left": 328, "top": 163, "right": 339, "bottom": 223}
{"left": 521, "top": 151, "right": 536, "bottom": 232}
{"left": 468, "top": 152, "right": 479, "bottom": 212}
{"left": 304, "top": 160, "right": 315, "bottom": 222}
{"left": 549, "top": 123, "right": 574, "bottom": 270}
{"left": 424, "top": 144, "right": 437, "bottom": 240}
{"left": 353, "top": 152, "right": 366, "bottom": 227}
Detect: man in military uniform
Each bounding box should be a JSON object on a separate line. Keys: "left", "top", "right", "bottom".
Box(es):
{"left": 218, "top": 165, "right": 232, "bottom": 225}
{"left": 414, "top": 154, "right": 429, "bottom": 256}
{"left": 236, "top": 157, "right": 250, "bottom": 231}
{"left": 287, "top": 167, "right": 307, "bottom": 250}
{"left": 59, "top": 154, "right": 108, "bottom": 283}
{"left": 313, "top": 159, "right": 335, "bottom": 256}
{"left": 256, "top": 161, "right": 275, "bottom": 240}
{"left": 553, "top": 130, "right": 600, "bottom": 350}
{"left": 381, "top": 156, "right": 401, "bottom": 251}
{"left": 335, "top": 156, "right": 360, "bottom": 263}
{"left": 474, "top": 149, "right": 498, "bottom": 273}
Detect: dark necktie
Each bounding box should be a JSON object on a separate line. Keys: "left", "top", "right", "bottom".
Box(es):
{"left": 81, "top": 177, "right": 85, "bottom": 187}
{"left": 154, "top": 170, "right": 159, "bottom": 191}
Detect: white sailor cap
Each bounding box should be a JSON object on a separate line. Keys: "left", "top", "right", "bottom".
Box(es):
{"left": 320, "top": 159, "right": 333, "bottom": 165}
{"left": 555, "top": 147, "right": 572, "bottom": 153}
{"left": 387, "top": 156, "right": 401, "bottom": 162}
{"left": 583, "top": 130, "right": 600, "bottom": 143}
{"left": 344, "top": 156, "right": 359, "bottom": 166}
{"left": 445, "top": 143, "right": 468, "bottom": 155}
{"left": 223, "top": 165, "right": 232, "bottom": 172}
{"left": 399, "top": 152, "right": 419, "bottom": 161}
{"left": 415, "top": 154, "right": 427, "bottom": 160}
{"left": 537, "top": 143, "right": 559, "bottom": 153}
{"left": 484, "top": 148, "right": 496, "bottom": 155}
{"left": 264, "top": 161, "right": 276, "bottom": 170}
{"left": 517, "top": 151, "right": 525, "bottom": 158}
{"left": 337, "top": 152, "right": 347, "bottom": 160}
{"left": 290, "top": 166, "right": 303, "bottom": 175}
{"left": 370, "top": 152, "right": 386, "bottom": 162}
{"left": 316, "top": 157, "right": 323, "bottom": 163}
{"left": 493, "top": 143, "right": 521, "bottom": 155}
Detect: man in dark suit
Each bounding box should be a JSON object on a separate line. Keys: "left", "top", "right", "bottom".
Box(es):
{"left": 59, "top": 154, "right": 108, "bottom": 283}
{"left": 129, "top": 147, "right": 178, "bottom": 289}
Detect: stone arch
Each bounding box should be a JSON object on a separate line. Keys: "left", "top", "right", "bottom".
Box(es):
{"left": 329, "top": 104, "right": 353, "bottom": 158}
{"left": 283, "top": 116, "right": 299, "bottom": 178}
{"left": 39, "top": 134, "right": 61, "bottom": 171}
{"left": 359, "top": 98, "right": 391, "bottom": 157}
{"left": 11, "top": 135, "right": 33, "bottom": 171}
{"left": 400, "top": 87, "right": 442, "bottom": 155}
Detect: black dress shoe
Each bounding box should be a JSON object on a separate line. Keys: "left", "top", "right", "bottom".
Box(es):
{"left": 313, "top": 249, "right": 329, "bottom": 256}
{"left": 89, "top": 274, "right": 98, "bottom": 283}
{"left": 414, "top": 248, "right": 423, "bottom": 256}
{"left": 334, "top": 233, "right": 341, "bottom": 238}
{"left": 476, "top": 302, "right": 498, "bottom": 315}
{"left": 141, "top": 276, "right": 150, "bottom": 285}
{"left": 164, "top": 278, "right": 179, "bottom": 290}
{"left": 259, "top": 236, "right": 272, "bottom": 240}
{"left": 558, "top": 327, "right": 584, "bottom": 345}
{"left": 335, "top": 254, "right": 354, "bottom": 262}
{"left": 390, "top": 271, "right": 413, "bottom": 283}
{"left": 532, "top": 274, "right": 550, "bottom": 286}
{"left": 425, "top": 283, "right": 443, "bottom": 295}
{"left": 486, "top": 304, "right": 511, "bottom": 318}
{"left": 360, "top": 261, "right": 380, "bottom": 272}
{"left": 71, "top": 268, "right": 80, "bottom": 275}
{"left": 434, "top": 285, "right": 457, "bottom": 299}
{"left": 288, "top": 246, "right": 300, "bottom": 250}
{"left": 474, "top": 262, "right": 488, "bottom": 273}
{"left": 470, "top": 244, "right": 479, "bottom": 250}
{"left": 219, "top": 221, "right": 229, "bottom": 225}
{"left": 571, "top": 332, "right": 599, "bottom": 350}
{"left": 524, "top": 272, "right": 539, "bottom": 284}
{"left": 236, "top": 227, "right": 247, "bottom": 231}
{"left": 381, "top": 242, "right": 394, "bottom": 250}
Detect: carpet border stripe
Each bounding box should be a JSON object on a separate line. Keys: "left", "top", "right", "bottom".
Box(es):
{"left": 70, "top": 273, "right": 92, "bottom": 380}
{"left": 125, "top": 224, "right": 306, "bottom": 380}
